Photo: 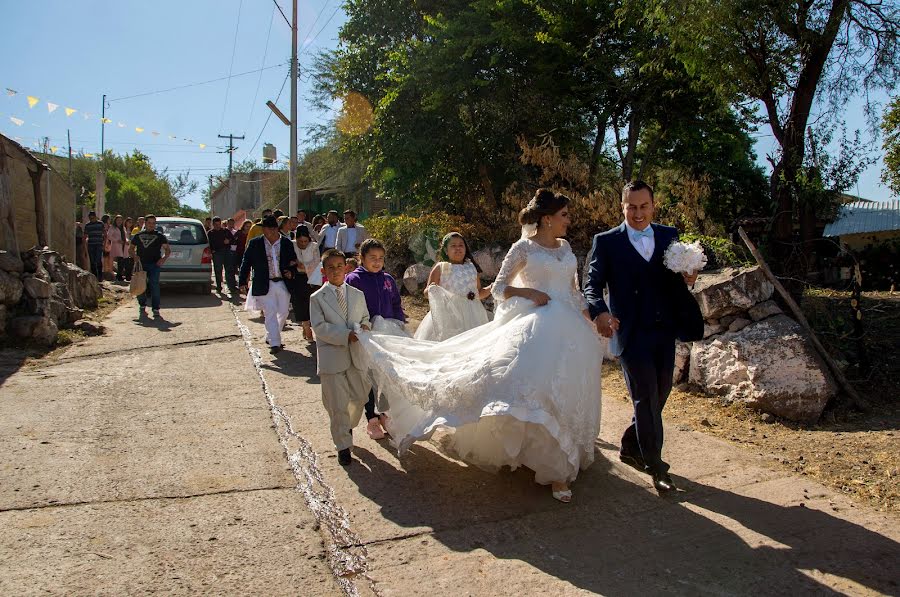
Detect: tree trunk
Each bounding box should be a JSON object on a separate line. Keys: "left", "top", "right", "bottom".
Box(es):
{"left": 588, "top": 110, "right": 609, "bottom": 188}
{"left": 477, "top": 163, "right": 499, "bottom": 210}
{"left": 29, "top": 165, "right": 48, "bottom": 248}
{"left": 621, "top": 111, "right": 641, "bottom": 181}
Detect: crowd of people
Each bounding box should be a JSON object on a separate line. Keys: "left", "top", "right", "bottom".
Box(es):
{"left": 75, "top": 212, "right": 147, "bottom": 282}
{"left": 74, "top": 182, "right": 700, "bottom": 504}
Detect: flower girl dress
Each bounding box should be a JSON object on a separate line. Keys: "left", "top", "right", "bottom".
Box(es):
{"left": 414, "top": 261, "right": 489, "bottom": 342}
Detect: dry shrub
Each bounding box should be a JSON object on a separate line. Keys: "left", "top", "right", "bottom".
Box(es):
{"left": 503, "top": 136, "right": 622, "bottom": 253}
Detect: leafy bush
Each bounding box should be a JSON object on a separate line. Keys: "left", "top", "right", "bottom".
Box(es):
{"left": 681, "top": 233, "right": 753, "bottom": 270}
{"left": 363, "top": 212, "right": 477, "bottom": 274}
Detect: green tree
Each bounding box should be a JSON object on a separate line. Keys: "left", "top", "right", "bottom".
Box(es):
{"left": 883, "top": 96, "right": 900, "bottom": 195}
{"left": 642, "top": 0, "right": 900, "bottom": 272}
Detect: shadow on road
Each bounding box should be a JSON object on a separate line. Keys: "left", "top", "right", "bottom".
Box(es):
{"left": 263, "top": 347, "right": 318, "bottom": 381}
{"left": 134, "top": 313, "right": 183, "bottom": 332}
{"left": 347, "top": 444, "right": 900, "bottom": 595}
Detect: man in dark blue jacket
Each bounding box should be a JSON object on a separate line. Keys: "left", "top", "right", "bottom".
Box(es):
{"left": 584, "top": 181, "right": 701, "bottom": 492}
{"left": 239, "top": 216, "right": 298, "bottom": 353}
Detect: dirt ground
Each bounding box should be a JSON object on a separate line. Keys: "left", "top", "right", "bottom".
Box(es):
{"left": 403, "top": 292, "right": 900, "bottom": 514}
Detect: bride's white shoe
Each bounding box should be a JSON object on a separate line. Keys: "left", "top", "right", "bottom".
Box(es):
{"left": 552, "top": 489, "right": 573, "bottom": 503}
{"left": 551, "top": 483, "right": 572, "bottom": 503}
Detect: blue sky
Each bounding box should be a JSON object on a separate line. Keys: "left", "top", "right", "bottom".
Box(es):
{"left": 1, "top": 1, "right": 895, "bottom": 211}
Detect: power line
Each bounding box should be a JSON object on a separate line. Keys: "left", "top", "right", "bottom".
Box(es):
{"left": 107, "top": 62, "right": 287, "bottom": 102}
{"left": 219, "top": 0, "right": 245, "bottom": 132}
{"left": 243, "top": 68, "right": 290, "bottom": 161}
{"left": 247, "top": 4, "right": 276, "bottom": 135}
{"left": 272, "top": 0, "right": 290, "bottom": 27}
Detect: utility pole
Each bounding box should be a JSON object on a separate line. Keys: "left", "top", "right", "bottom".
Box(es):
{"left": 101, "top": 94, "right": 106, "bottom": 155}
{"left": 218, "top": 133, "right": 245, "bottom": 177}
{"left": 289, "top": 0, "right": 298, "bottom": 216}
{"left": 67, "top": 129, "right": 72, "bottom": 184}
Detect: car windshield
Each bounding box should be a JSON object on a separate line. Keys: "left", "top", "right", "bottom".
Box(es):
{"left": 158, "top": 222, "right": 208, "bottom": 245}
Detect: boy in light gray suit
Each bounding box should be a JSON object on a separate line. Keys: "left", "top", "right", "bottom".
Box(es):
{"left": 310, "top": 249, "right": 372, "bottom": 465}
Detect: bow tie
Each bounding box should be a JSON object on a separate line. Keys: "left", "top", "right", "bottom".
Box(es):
{"left": 631, "top": 227, "right": 653, "bottom": 241}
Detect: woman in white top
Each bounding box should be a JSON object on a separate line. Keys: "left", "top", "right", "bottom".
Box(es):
{"left": 294, "top": 226, "right": 322, "bottom": 341}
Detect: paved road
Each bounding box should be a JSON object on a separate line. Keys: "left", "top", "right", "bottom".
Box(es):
{"left": 1, "top": 292, "right": 898, "bottom": 596}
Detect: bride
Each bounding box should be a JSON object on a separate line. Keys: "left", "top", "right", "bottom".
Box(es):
{"left": 358, "top": 189, "right": 604, "bottom": 502}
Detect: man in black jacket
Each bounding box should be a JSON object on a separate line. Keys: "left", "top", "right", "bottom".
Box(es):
{"left": 239, "top": 216, "right": 298, "bottom": 353}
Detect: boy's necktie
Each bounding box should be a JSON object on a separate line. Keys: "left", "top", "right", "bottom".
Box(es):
{"left": 336, "top": 286, "right": 348, "bottom": 319}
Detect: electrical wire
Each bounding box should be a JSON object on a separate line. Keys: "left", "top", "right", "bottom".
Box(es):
{"left": 107, "top": 62, "right": 287, "bottom": 102}
{"left": 272, "top": 0, "right": 290, "bottom": 27}
{"left": 219, "top": 0, "right": 245, "bottom": 132}
{"left": 243, "top": 68, "right": 290, "bottom": 161}
{"left": 246, "top": 4, "right": 276, "bottom": 136}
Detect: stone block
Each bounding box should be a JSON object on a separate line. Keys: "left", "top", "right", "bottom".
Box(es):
{"left": 0, "top": 269, "right": 24, "bottom": 306}
{"left": 402, "top": 263, "right": 431, "bottom": 295}
{"left": 727, "top": 317, "right": 752, "bottom": 333}
{"left": 691, "top": 267, "right": 774, "bottom": 320}
{"left": 23, "top": 276, "right": 51, "bottom": 299}
{"left": 749, "top": 299, "right": 783, "bottom": 321}
{"left": 689, "top": 314, "right": 836, "bottom": 422}
{"left": 9, "top": 315, "right": 58, "bottom": 346}
{"left": 0, "top": 250, "right": 24, "bottom": 273}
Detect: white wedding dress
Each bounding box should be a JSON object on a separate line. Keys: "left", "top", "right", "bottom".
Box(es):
{"left": 414, "top": 261, "right": 490, "bottom": 341}
{"left": 358, "top": 238, "right": 604, "bottom": 484}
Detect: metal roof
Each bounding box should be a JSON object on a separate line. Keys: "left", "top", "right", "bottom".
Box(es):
{"left": 823, "top": 200, "right": 900, "bottom": 237}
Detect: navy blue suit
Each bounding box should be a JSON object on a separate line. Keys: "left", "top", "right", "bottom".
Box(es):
{"left": 238, "top": 235, "right": 298, "bottom": 296}
{"left": 584, "top": 222, "right": 700, "bottom": 474}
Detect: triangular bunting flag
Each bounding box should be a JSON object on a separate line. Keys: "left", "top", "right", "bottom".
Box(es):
{"left": 6, "top": 88, "right": 17, "bottom": 96}
{"left": 199, "top": 143, "right": 206, "bottom": 149}
{"left": 27, "top": 96, "right": 39, "bottom": 108}
{"left": 101, "top": 117, "right": 111, "bottom": 124}
{"left": 50, "top": 146, "right": 58, "bottom": 153}
{"left": 118, "top": 122, "right": 125, "bottom": 128}
{"left": 64, "top": 107, "right": 77, "bottom": 117}
{"left": 135, "top": 127, "right": 144, "bottom": 133}
{"left": 151, "top": 131, "right": 159, "bottom": 136}
{"left": 84, "top": 153, "right": 94, "bottom": 158}
{"left": 46, "top": 102, "right": 59, "bottom": 114}
{"left": 168, "top": 135, "right": 177, "bottom": 140}
{"left": 83, "top": 112, "right": 91, "bottom": 120}
{"left": 9, "top": 116, "right": 24, "bottom": 126}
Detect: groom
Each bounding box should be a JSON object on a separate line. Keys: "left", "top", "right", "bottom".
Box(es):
{"left": 584, "top": 181, "right": 701, "bottom": 492}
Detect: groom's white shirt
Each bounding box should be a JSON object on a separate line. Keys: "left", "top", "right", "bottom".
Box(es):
{"left": 624, "top": 221, "right": 654, "bottom": 262}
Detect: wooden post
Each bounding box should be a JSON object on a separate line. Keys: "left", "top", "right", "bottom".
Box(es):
{"left": 738, "top": 227, "right": 871, "bottom": 412}
{"left": 0, "top": 139, "right": 20, "bottom": 254}
{"left": 29, "top": 164, "right": 48, "bottom": 248}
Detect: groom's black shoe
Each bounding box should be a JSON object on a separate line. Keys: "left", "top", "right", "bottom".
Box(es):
{"left": 619, "top": 452, "right": 650, "bottom": 474}
{"left": 652, "top": 471, "right": 676, "bottom": 492}
{"left": 338, "top": 448, "right": 352, "bottom": 466}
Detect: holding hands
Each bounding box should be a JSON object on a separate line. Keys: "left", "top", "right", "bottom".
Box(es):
{"left": 594, "top": 312, "right": 620, "bottom": 338}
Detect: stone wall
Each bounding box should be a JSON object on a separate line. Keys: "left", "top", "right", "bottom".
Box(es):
{"left": 0, "top": 135, "right": 76, "bottom": 261}
{"left": 679, "top": 267, "right": 837, "bottom": 422}
{"left": 0, "top": 247, "right": 101, "bottom": 346}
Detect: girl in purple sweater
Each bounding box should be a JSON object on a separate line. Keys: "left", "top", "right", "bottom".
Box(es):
{"left": 345, "top": 238, "right": 407, "bottom": 439}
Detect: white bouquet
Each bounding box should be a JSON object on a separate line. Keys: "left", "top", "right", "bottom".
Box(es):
{"left": 663, "top": 240, "right": 707, "bottom": 274}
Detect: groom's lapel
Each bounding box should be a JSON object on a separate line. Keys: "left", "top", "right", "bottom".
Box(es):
{"left": 650, "top": 223, "right": 668, "bottom": 262}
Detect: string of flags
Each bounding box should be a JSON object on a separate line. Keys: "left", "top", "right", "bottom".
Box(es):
{"left": 3, "top": 86, "right": 213, "bottom": 153}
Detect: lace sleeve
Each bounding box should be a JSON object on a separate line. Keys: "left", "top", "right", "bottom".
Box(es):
{"left": 491, "top": 240, "right": 528, "bottom": 301}
{"left": 563, "top": 240, "right": 588, "bottom": 312}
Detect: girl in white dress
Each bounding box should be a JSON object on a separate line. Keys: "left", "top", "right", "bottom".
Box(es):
{"left": 415, "top": 233, "right": 491, "bottom": 341}
{"left": 359, "top": 190, "right": 604, "bottom": 502}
